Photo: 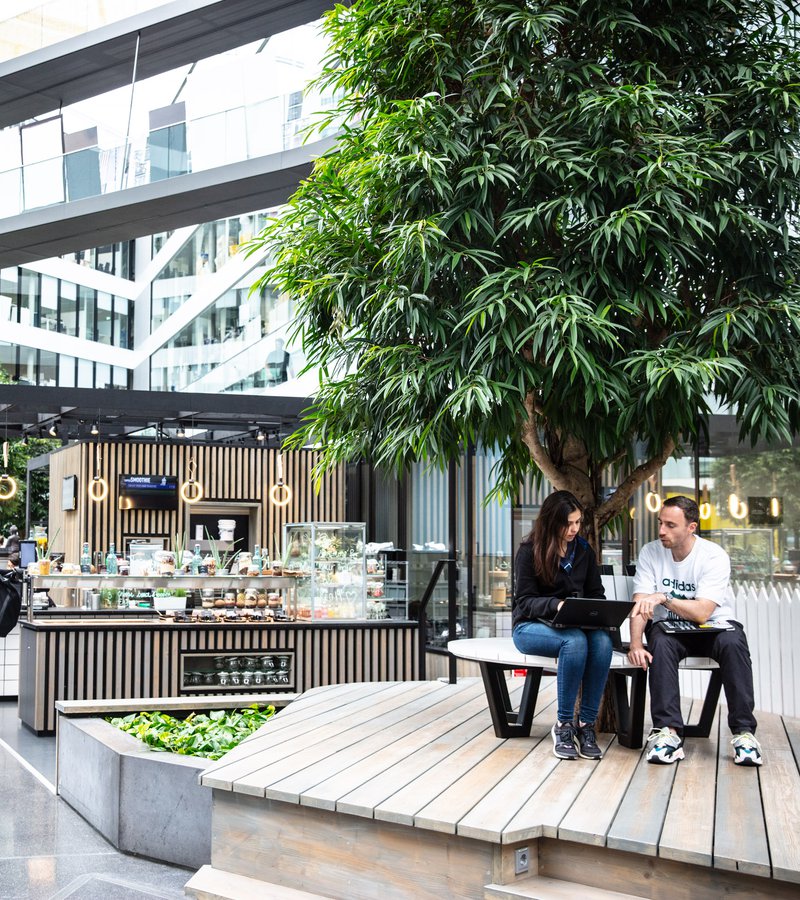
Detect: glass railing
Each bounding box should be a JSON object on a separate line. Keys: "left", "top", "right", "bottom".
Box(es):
{"left": 0, "top": 91, "right": 341, "bottom": 218}
{"left": 0, "top": 1, "right": 169, "bottom": 62}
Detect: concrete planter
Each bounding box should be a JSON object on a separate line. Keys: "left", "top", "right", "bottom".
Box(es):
{"left": 58, "top": 716, "right": 212, "bottom": 869}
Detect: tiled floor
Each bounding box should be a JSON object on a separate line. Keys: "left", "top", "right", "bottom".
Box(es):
{"left": 0, "top": 700, "right": 192, "bottom": 900}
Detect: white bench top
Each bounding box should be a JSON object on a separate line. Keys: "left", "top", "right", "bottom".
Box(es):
{"left": 448, "top": 637, "right": 718, "bottom": 670}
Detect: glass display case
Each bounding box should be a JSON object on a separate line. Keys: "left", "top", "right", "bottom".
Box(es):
{"left": 283, "top": 522, "right": 367, "bottom": 619}
{"left": 702, "top": 528, "right": 773, "bottom": 580}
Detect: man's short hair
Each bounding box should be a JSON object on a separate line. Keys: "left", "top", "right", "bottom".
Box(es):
{"left": 662, "top": 495, "right": 700, "bottom": 526}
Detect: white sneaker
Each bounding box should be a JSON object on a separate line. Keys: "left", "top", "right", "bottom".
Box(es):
{"left": 731, "top": 732, "right": 763, "bottom": 766}
{"left": 645, "top": 727, "right": 685, "bottom": 764}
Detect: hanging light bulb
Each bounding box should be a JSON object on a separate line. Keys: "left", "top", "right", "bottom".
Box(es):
{"left": 180, "top": 455, "right": 204, "bottom": 504}
{"left": 0, "top": 441, "right": 17, "bottom": 501}
{"left": 90, "top": 420, "right": 99, "bottom": 436}
{"left": 698, "top": 484, "right": 712, "bottom": 521}
{"left": 770, "top": 496, "right": 781, "bottom": 518}
{"left": 269, "top": 451, "right": 292, "bottom": 507}
{"left": 727, "top": 464, "right": 747, "bottom": 520}
{"left": 728, "top": 493, "right": 747, "bottom": 520}
{"left": 88, "top": 442, "right": 109, "bottom": 502}
{"left": 644, "top": 475, "right": 662, "bottom": 513}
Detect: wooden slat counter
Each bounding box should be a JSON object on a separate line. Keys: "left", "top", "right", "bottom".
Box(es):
{"left": 19, "top": 617, "right": 420, "bottom": 733}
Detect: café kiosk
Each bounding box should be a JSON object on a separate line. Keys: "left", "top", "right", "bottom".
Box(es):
{"left": 17, "top": 442, "right": 419, "bottom": 733}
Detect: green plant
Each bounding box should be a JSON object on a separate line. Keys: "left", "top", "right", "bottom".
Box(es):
{"left": 204, "top": 528, "right": 241, "bottom": 572}
{"left": 107, "top": 704, "right": 276, "bottom": 759}
{"left": 172, "top": 532, "right": 188, "bottom": 570}
{"left": 36, "top": 526, "right": 61, "bottom": 561}
{"left": 252, "top": 0, "right": 800, "bottom": 550}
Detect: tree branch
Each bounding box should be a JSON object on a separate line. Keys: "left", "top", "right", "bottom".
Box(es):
{"left": 596, "top": 436, "right": 678, "bottom": 525}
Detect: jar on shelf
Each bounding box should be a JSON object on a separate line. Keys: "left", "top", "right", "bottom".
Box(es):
{"left": 202, "top": 672, "right": 216, "bottom": 686}
{"left": 189, "top": 671, "right": 203, "bottom": 686}
{"left": 216, "top": 670, "right": 230, "bottom": 686}
{"left": 241, "top": 671, "right": 253, "bottom": 687}
{"left": 230, "top": 671, "right": 242, "bottom": 686}
{"left": 155, "top": 550, "right": 175, "bottom": 576}
{"left": 227, "top": 656, "right": 240, "bottom": 670}
{"left": 241, "top": 657, "right": 256, "bottom": 672}
{"left": 253, "top": 669, "right": 266, "bottom": 685}
{"left": 277, "top": 655, "right": 291, "bottom": 671}
{"left": 262, "top": 656, "right": 276, "bottom": 670}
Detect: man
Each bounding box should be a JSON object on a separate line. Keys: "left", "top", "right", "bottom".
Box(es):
{"left": 628, "top": 495, "right": 761, "bottom": 766}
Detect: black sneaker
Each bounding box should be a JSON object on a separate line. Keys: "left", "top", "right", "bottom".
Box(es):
{"left": 551, "top": 721, "right": 578, "bottom": 760}
{"left": 576, "top": 723, "right": 602, "bottom": 760}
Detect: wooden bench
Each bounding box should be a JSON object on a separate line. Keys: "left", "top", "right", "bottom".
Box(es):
{"left": 447, "top": 637, "right": 722, "bottom": 750}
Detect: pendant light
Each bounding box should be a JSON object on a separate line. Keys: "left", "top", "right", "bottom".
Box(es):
{"left": 269, "top": 451, "right": 292, "bottom": 507}
{"left": 699, "top": 484, "right": 712, "bottom": 521}
{"left": 88, "top": 442, "right": 109, "bottom": 502}
{"left": 727, "top": 464, "right": 747, "bottom": 520}
{"left": 180, "top": 455, "right": 204, "bottom": 504}
{"left": 644, "top": 476, "right": 662, "bottom": 513}
{"left": 0, "top": 441, "right": 17, "bottom": 501}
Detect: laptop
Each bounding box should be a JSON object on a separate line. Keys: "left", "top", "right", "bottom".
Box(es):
{"left": 539, "top": 596, "right": 634, "bottom": 630}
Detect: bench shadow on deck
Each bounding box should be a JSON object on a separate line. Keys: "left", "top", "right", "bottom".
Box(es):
{"left": 187, "top": 678, "right": 800, "bottom": 900}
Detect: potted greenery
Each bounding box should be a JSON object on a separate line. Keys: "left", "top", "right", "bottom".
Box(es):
{"left": 204, "top": 528, "right": 240, "bottom": 575}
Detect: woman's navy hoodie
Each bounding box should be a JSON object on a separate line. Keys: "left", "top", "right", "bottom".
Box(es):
{"left": 512, "top": 536, "right": 605, "bottom": 630}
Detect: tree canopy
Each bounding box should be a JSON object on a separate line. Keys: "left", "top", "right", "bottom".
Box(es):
{"left": 253, "top": 0, "right": 800, "bottom": 545}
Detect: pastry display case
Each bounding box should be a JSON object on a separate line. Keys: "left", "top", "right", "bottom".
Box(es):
{"left": 283, "top": 522, "right": 366, "bottom": 619}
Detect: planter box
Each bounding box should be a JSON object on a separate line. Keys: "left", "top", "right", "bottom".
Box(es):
{"left": 58, "top": 715, "right": 212, "bottom": 869}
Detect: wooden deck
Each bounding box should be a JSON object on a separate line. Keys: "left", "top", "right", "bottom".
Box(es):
{"left": 192, "top": 677, "right": 800, "bottom": 899}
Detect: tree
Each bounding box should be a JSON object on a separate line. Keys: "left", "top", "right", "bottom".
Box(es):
{"left": 0, "top": 438, "right": 59, "bottom": 535}
{"left": 253, "top": 0, "right": 800, "bottom": 549}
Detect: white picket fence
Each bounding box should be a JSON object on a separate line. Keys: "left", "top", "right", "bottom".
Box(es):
{"left": 677, "top": 582, "right": 800, "bottom": 720}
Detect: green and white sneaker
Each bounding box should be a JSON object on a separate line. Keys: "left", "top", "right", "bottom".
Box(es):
{"left": 645, "top": 727, "right": 685, "bottom": 764}
{"left": 731, "top": 732, "right": 763, "bottom": 766}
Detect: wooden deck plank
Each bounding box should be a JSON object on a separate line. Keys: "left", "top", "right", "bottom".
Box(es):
{"left": 456, "top": 727, "right": 559, "bottom": 842}
{"left": 605, "top": 740, "right": 677, "bottom": 856}
{"left": 204, "top": 681, "right": 446, "bottom": 792}
{"left": 713, "top": 704, "right": 771, "bottom": 878}
{"left": 413, "top": 736, "right": 545, "bottom": 835}
{"left": 201, "top": 681, "right": 401, "bottom": 783}
{"left": 756, "top": 711, "right": 800, "bottom": 883}
{"left": 556, "top": 737, "right": 642, "bottom": 847}
{"left": 336, "top": 681, "right": 545, "bottom": 820}
{"left": 241, "top": 681, "right": 460, "bottom": 797}
{"left": 503, "top": 731, "right": 616, "bottom": 844}
{"left": 658, "top": 710, "right": 720, "bottom": 867}
{"left": 784, "top": 714, "right": 800, "bottom": 766}
{"left": 273, "top": 681, "right": 487, "bottom": 808}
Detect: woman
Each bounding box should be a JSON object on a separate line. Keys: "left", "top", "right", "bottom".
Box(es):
{"left": 512, "top": 490, "right": 612, "bottom": 760}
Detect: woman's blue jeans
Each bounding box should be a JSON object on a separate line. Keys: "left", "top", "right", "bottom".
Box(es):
{"left": 512, "top": 621, "right": 613, "bottom": 725}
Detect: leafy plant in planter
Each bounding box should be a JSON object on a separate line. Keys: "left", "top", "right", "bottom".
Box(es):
{"left": 107, "top": 704, "right": 276, "bottom": 760}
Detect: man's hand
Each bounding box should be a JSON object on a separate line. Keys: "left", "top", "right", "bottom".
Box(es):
{"left": 627, "top": 645, "right": 653, "bottom": 670}
{"left": 631, "top": 592, "right": 667, "bottom": 621}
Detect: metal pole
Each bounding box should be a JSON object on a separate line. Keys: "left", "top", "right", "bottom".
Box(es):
{"left": 121, "top": 32, "right": 141, "bottom": 189}
{"left": 447, "top": 458, "right": 458, "bottom": 683}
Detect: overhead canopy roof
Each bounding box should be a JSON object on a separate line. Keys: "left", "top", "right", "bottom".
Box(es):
{"left": 0, "top": 0, "right": 334, "bottom": 128}
{"left": 0, "top": 384, "right": 312, "bottom": 445}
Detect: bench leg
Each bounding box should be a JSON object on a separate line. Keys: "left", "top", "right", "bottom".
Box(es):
{"left": 479, "top": 662, "right": 542, "bottom": 738}
{"left": 608, "top": 669, "right": 647, "bottom": 750}
{"left": 683, "top": 669, "right": 723, "bottom": 738}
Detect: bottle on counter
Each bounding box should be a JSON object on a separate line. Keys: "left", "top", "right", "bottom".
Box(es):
{"left": 252, "top": 544, "right": 262, "bottom": 575}
{"left": 261, "top": 546, "right": 270, "bottom": 574}
{"left": 105, "top": 542, "right": 119, "bottom": 575}
{"left": 191, "top": 544, "right": 202, "bottom": 575}
{"left": 80, "top": 542, "right": 92, "bottom": 574}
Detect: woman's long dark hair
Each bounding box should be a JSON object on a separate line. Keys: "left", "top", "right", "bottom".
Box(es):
{"left": 524, "top": 490, "right": 584, "bottom": 585}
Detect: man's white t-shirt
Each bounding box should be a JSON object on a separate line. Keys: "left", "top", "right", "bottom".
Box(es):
{"left": 633, "top": 536, "right": 735, "bottom": 624}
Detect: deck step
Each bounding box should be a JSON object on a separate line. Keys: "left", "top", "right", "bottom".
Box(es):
{"left": 485, "top": 875, "right": 647, "bottom": 900}
{"left": 185, "top": 865, "right": 334, "bottom": 900}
